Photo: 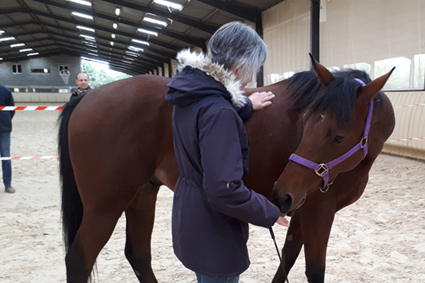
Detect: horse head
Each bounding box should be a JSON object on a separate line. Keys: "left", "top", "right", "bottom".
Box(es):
{"left": 272, "top": 55, "right": 395, "bottom": 214}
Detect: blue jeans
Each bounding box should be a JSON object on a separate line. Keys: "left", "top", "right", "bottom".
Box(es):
{"left": 0, "top": 132, "right": 11, "bottom": 186}
{"left": 196, "top": 273, "right": 239, "bottom": 283}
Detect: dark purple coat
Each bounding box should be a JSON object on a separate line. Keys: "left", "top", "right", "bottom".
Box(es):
{"left": 165, "top": 66, "right": 280, "bottom": 278}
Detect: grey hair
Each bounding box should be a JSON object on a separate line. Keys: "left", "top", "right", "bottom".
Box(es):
{"left": 208, "top": 21, "right": 267, "bottom": 84}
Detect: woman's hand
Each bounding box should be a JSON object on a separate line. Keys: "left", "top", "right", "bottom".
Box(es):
{"left": 276, "top": 213, "right": 290, "bottom": 227}
{"left": 248, "top": 91, "right": 276, "bottom": 110}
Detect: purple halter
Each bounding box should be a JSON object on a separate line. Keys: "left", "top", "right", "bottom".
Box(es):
{"left": 288, "top": 78, "right": 372, "bottom": 193}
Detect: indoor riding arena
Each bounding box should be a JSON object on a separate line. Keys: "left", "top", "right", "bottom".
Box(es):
{"left": 0, "top": 0, "right": 424, "bottom": 282}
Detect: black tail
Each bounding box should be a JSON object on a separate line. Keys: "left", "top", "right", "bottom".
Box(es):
{"left": 58, "top": 96, "right": 84, "bottom": 252}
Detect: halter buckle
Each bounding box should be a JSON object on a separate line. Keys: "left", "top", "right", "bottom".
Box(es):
{"left": 315, "top": 163, "right": 328, "bottom": 177}
{"left": 360, "top": 137, "right": 368, "bottom": 148}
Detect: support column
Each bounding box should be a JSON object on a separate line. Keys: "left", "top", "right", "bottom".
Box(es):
{"left": 310, "top": 0, "right": 320, "bottom": 64}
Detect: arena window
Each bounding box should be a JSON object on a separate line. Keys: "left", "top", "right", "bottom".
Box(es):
{"left": 31, "top": 68, "right": 50, "bottom": 74}
{"left": 12, "top": 64, "right": 22, "bottom": 74}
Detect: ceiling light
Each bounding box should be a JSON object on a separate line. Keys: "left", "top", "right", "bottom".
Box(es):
{"left": 110, "top": 41, "right": 114, "bottom": 46}
{"left": 153, "top": 0, "right": 183, "bottom": 11}
{"left": 10, "top": 43, "right": 25, "bottom": 48}
{"left": 0, "top": 30, "right": 5, "bottom": 34}
{"left": 143, "top": 17, "right": 167, "bottom": 27}
{"left": 115, "top": 8, "right": 121, "bottom": 16}
{"left": 76, "top": 25, "right": 95, "bottom": 32}
{"left": 113, "top": 23, "right": 118, "bottom": 29}
{"left": 27, "top": 52, "right": 39, "bottom": 56}
{"left": 67, "top": 0, "right": 92, "bottom": 7}
{"left": 111, "top": 34, "right": 116, "bottom": 39}
{"left": 0, "top": 37, "right": 15, "bottom": 42}
{"left": 0, "top": 58, "right": 3, "bottom": 61}
{"left": 71, "top": 12, "right": 94, "bottom": 20}
{"left": 128, "top": 46, "right": 144, "bottom": 52}
{"left": 137, "top": 28, "right": 158, "bottom": 37}
{"left": 131, "top": 39, "right": 149, "bottom": 46}
{"left": 125, "top": 51, "right": 139, "bottom": 57}
{"left": 19, "top": 48, "right": 33, "bottom": 52}
{"left": 80, "top": 34, "right": 96, "bottom": 41}
{"left": 123, "top": 56, "right": 134, "bottom": 61}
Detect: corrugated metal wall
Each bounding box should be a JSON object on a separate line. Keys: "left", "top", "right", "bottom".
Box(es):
{"left": 262, "top": 0, "right": 425, "bottom": 160}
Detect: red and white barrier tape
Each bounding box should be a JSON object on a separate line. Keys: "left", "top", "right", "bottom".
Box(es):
{"left": 0, "top": 156, "right": 59, "bottom": 161}
{"left": 0, "top": 106, "right": 64, "bottom": 111}
{"left": 386, "top": 137, "right": 425, "bottom": 142}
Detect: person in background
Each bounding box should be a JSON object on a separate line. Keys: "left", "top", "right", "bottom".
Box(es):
{"left": 0, "top": 85, "right": 15, "bottom": 194}
{"left": 165, "top": 21, "right": 289, "bottom": 283}
{"left": 70, "top": 72, "right": 91, "bottom": 101}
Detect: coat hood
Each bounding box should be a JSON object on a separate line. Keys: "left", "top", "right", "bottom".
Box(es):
{"left": 165, "top": 49, "right": 246, "bottom": 107}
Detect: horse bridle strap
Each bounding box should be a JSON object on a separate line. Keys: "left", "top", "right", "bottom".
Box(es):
{"left": 288, "top": 78, "right": 372, "bottom": 193}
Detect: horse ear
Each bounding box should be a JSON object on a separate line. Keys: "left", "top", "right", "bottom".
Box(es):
{"left": 309, "top": 53, "right": 333, "bottom": 86}
{"left": 359, "top": 67, "right": 396, "bottom": 103}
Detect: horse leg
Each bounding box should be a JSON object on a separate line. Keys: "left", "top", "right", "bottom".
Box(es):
{"left": 272, "top": 211, "right": 304, "bottom": 283}
{"left": 299, "top": 192, "right": 337, "bottom": 283}
{"left": 66, "top": 203, "right": 127, "bottom": 282}
{"left": 124, "top": 180, "right": 161, "bottom": 283}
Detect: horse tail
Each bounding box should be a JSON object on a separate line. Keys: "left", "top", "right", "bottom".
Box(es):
{"left": 58, "top": 96, "right": 84, "bottom": 252}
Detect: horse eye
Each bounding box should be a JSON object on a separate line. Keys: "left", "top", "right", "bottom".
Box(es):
{"left": 334, "top": 136, "right": 345, "bottom": 144}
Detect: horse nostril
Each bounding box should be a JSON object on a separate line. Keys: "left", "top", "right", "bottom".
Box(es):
{"left": 277, "top": 194, "right": 293, "bottom": 213}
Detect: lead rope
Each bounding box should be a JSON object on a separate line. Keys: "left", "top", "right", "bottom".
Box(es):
{"left": 269, "top": 227, "right": 289, "bottom": 283}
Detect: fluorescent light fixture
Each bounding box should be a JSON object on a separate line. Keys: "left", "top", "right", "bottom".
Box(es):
{"left": 110, "top": 41, "right": 114, "bottom": 46}
{"left": 19, "top": 48, "right": 33, "bottom": 52}
{"left": 67, "top": 0, "right": 92, "bottom": 7}
{"left": 123, "top": 56, "right": 134, "bottom": 61}
{"left": 115, "top": 8, "right": 121, "bottom": 16}
{"left": 113, "top": 23, "right": 118, "bottom": 29}
{"left": 0, "top": 30, "right": 5, "bottom": 34}
{"left": 125, "top": 51, "right": 139, "bottom": 57}
{"left": 10, "top": 43, "right": 25, "bottom": 48}
{"left": 80, "top": 34, "right": 96, "bottom": 41}
{"left": 27, "top": 52, "right": 39, "bottom": 56}
{"left": 76, "top": 25, "right": 95, "bottom": 32}
{"left": 111, "top": 34, "right": 116, "bottom": 39}
{"left": 128, "top": 46, "right": 144, "bottom": 52}
{"left": 153, "top": 0, "right": 183, "bottom": 11}
{"left": 71, "top": 11, "right": 94, "bottom": 20}
{"left": 137, "top": 28, "right": 158, "bottom": 37}
{"left": 0, "top": 58, "right": 3, "bottom": 61}
{"left": 143, "top": 17, "right": 167, "bottom": 27}
{"left": 0, "top": 37, "right": 15, "bottom": 42}
{"left": 131, "top": 39, "right": 149, "bottom": 46}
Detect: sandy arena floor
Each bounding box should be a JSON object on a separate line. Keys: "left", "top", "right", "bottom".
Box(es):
{"left": 0, "top": 103, "right": 424, "bottom": 282}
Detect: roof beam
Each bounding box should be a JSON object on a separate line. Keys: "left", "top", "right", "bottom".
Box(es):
{"left": 32, "top": 0, "right": 206, "bottom": 48}
{"left": 197, "top": 0, "right": 257, "bottom": 22}
{"left": 102, "top": 0, "right": 217, "bottom": 34}
{"left": 0, "top": 8, "right": 183, "bottom": 52}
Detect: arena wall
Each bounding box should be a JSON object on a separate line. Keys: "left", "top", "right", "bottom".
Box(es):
{"left": 262, "top": 0, "right": 425, "bottom": 161}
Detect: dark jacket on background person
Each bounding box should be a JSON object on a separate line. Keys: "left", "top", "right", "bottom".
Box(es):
{"left": 70, "top": 86, "right": 92, "bottom": 101}
{"left": 165, "top": 50, "right": 280, "bottom": 278}
{"left": 0, "top": 85, "right": 15, "bottom": 132}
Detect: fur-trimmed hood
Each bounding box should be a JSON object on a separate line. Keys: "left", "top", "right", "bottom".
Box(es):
{"left": 166, "top": 49, "right": 246, "bottom": 107}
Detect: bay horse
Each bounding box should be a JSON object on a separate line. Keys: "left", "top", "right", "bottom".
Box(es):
{"left": 58, "top": 57, "right": 395, "bottom": 283}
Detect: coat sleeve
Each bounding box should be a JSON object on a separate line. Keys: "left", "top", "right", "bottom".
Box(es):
{"left": 234, "top": 96, "right": 253, "bottom": 122}
{"left": 6, "top": 88, "right": 15, "bottom": 119}
{"left": 198, "top": 108, "right": 279, "bottom": 228}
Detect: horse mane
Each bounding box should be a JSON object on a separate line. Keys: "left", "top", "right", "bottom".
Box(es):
{"left": 286, "top": 69, "right": 374, "bottom": 128}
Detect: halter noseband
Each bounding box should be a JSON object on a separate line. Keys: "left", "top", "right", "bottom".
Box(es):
{"left": 288, "top": 78, "right": 372, "bottom": 193}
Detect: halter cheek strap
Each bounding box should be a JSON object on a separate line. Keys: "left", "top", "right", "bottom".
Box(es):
{"left": 288, "top": 78, "right": 372, "bottom": 192}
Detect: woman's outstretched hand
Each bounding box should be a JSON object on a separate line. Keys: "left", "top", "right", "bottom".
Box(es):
{"left": 276, "top": 213, "right": 290, "bottom": 227}
{"left": 248, "top": 91, "right": 276, "bottom": 110}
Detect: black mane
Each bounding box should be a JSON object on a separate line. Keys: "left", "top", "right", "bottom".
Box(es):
{"left": 286, "top": 69, "right": 373, "bottom": 128}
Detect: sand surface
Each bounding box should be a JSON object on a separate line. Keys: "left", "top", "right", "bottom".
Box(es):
{"left": 0, "top": 103, "right": 424, "bottom": 282}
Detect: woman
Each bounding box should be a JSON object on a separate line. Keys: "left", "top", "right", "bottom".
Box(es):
{"left": 165, "top": 21, "right": 289, "bottom": 283}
